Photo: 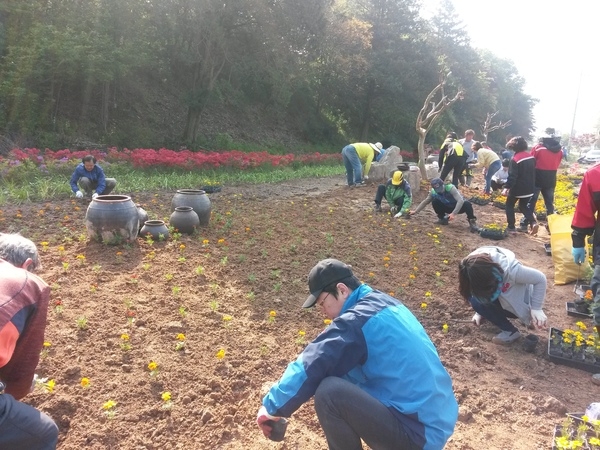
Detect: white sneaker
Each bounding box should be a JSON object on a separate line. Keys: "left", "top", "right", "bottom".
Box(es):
{"left": 491, "top": 330, "right": 521, "bottom": 345}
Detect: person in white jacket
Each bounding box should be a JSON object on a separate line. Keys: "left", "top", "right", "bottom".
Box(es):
{"left": 458, "top": 246, "right": 547, "bottom": 344}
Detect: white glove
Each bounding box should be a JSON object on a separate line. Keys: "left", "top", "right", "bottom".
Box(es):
{"left": 92, "top": 192, "right": 99, "bottom": 199}
{"left": 472, "top": 313, "right": 483, "bottom": 326}
{"left": 75, "top": 190, "right": 84, "bottom": 198}
{"left": 364, "top": 175, "right": 369, "bottom": 180}
{"left": 394, "top": 211, "right": 403, "bottom": 219}
{"left": 530, "top": 309, "right": 547, "bottom": 329}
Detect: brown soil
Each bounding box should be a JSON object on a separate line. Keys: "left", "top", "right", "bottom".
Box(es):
{"left": 2, "top": 172, "right": 597, "bottom": 450}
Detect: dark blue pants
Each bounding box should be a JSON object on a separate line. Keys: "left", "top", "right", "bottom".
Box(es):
{"left": 506, "top": 195, "right": 536, "bottom": 228}
{"left": 314, "top": 377, "right": 420, "bottom": 450}
{"left": 432, "top": 199, "right": 475, "bottom": 220}
{"left": 0, "top": 394, "right": 58, "bottom": 450}
{"left": 469, "top": 296, "right": 518, "bottom": 332}
{"left": 528, "top": 185, "right": 555, "bottom": 216}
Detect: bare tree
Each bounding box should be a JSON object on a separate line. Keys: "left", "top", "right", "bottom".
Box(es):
{"left": 415, "top": 71, "right": 464, "bottom": 178}
{"left": 480, "top": 111, "right": 511, "bottom": 141}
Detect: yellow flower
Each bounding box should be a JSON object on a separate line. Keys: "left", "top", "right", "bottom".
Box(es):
{"left": 202, "top": 239, "right": 209, "bottom": 245}
{"left": 45, "top": 379, "right": 56, "bottom": 393}
{"left": 383, "top": 256, "right": 390, "bottom": 262}
{"left": 323, "top": 319, "right": 332, "bottom": 325}
{"left": 222, "top": 315, "right": 232, "bottom": 322}
{"left": 576, "top": 321, "right": 587, "bottom": 331}
{"left": 269, "top": 310, "right": 276, "bottom": 317}
{"left": 40, "top": 241, "right": 49, "bottom": 247}
{"left": 103, "top": 400, "right": 117, "bottom": 410}
{"left": 424, "top": 291, "right": 432, "bottom": 298}
{"left": 409, "top": 274, "right": 416, "bottom": 279}
{"left": 582, "top": 415, "right": 590, "bottom": 422}
{"left": 435, "top": 272, "right": 441, "bottom": 277}
{"left": 421, "top": 302, "right": 427, "bottom": 310}
{"left": 298, "top": 330, "right": 305, "bottom": 336}
{"left": 176, "top": 333, "right": 186, "bottom": 341}
{"left": 161, "top": 392, "right": 172, "bottom": 402}
{"left": 121, "top": 334, "right": 130, "bottom": 341}
{"left": 148, "top": 361, "right": 158, "bottom": 371}
{"left": 179, "top": 244, "right": 186, "bottom": 250}
{"left": 443, "top": 260, "right": 449, "bottom": 264}
{"left": 81, "top": 377, "right": 90, "bottom": 388}
{"left": 58, "top": 246, "right": 64, "bottom": 252}
{"left": 43, "top": 341, "right": 52, "bottom": 348}
{"left": 442, "top": 324, "right": 449, "bottom": 333}
{"left": 369, "top": 272, "right": 375, "bottom": 277}
{"left": 216, "top": 349, "right": 225, "bottom": 359}
{"left": 217, "top": 239, "right": 225, "bottom": 244}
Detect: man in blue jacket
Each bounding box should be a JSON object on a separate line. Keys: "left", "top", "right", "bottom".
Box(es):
{"left": 69, "top": 155, "right": 116, "bottom": 199}
{"left": 256, "top": 259, "right": 458, "bottom": 450}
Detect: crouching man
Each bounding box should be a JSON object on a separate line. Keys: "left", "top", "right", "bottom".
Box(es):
{"left": 256, "top": 258, "right": 458, "bottom": 449}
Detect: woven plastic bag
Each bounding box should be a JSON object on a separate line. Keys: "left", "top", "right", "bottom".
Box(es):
{"left": 549, "top": 214, "right": 591, "bottom": 285}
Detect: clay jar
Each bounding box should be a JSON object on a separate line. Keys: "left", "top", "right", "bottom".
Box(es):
{"left": 85, "top": 195, "right": 139, "bottom": 244}
{"left": 140, "top": 220, "right": 170, "bottom": 240}
{"left": 169, "top": 206, "right": 199, "bottom": 234}
{"left": 171, "top": 189, "right": 211, "bottom": 227}
{"left": 136, "top": 204, "right": 149, "bottom": 231}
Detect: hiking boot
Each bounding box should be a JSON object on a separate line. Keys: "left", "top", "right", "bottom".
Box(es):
{"left": 491, "top": 330, "right": 521, "bottom": 345}
{"left": 373, "top": 203, "right": 382, "bottom": 213}
{"left": 435, "top": 217, "right": 449, "bottom": 225}
{"left": 468, "top": 218, "right": 480, "bottom": 233}
{"left": 529, "top": 223, "right": 539, "bottom": 236}
{"left": 507, "top": 227, "right": 518, "bottom": 234}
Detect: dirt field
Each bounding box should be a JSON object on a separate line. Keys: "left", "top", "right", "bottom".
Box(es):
{"left": 2, "top": 171, "right": 597, "bottom": 449}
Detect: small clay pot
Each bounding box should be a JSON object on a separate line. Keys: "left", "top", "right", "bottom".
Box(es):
{"left": 523, "top": 334, "right": 539, "bottom": 353}
{"left": 169, "top": 206, "right": 199, "bottom": 234}
{"left": 140, "top": 220, "right": 169, "bottom": 240}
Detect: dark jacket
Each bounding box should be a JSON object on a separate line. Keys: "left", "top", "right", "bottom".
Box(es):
{"left": 505, "top": 151, "right": 536, "bottom": 198}
{"left": 572, "top": 163, "right": 600, "bottom": 265}
{"left": 69, "top": 163, "right": 108, "bottom": 194}
{"left": 531, "top": 139, "right": 562, "bottom": 189}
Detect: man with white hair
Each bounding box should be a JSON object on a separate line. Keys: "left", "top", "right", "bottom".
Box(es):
{"left": 0, "top": 233, "right": 58, "bottom": 449}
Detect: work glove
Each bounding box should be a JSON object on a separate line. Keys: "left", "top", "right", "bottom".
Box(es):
{"left": 390, "top": 206, "right": 398, "bottom": 215}
{"left": 530, "top": 309, "right": 547, "bottom": 329}
{"left": 92, "top": 192, "right": 99, "bottom": 199}
{"left": 572, "top": 247, "right": 586, "bottom": 264}
{"left": 394, "top": 211, "right": 403, "bottom": 219}
{"left": 472, "top": 313, "right": 483, "bottom": 326}
{"left": 75, "top": 190, "right": 84, "bottom": 199}
{"left": 363, "top": 175, "right": 369, "bottom": 180}
{"left": 256, "top": 406, "right": 281, "bottom": 439}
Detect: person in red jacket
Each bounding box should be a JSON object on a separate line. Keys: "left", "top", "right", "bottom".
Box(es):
{"left": 0, "top": 234, "right": 58, "bottom": 450}
{"left": 528, "top": 133, "right": 563, "bottom": 218}
{"left": 571, "top": 163, "right": 600, "bottom": 332}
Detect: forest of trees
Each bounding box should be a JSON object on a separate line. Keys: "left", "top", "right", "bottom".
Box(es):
{"left": 0, "top": 0, "right": 536, "bottom": 152}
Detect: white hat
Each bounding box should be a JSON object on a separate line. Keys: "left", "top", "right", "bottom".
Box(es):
{"left": 370, "top": 142, "right": 383, "bottom": 153}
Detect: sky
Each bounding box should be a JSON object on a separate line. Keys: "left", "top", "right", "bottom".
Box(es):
{"left": 420, "top": 0, "right": 600, "bottom": 137}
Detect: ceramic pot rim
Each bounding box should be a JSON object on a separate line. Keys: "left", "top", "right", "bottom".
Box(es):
{"left": 93, "top": 195, "right": 132, "bottom": 203}
{"left": 144, "top": 220, "right": 166, "bottom": 226}
{"left": 175, "top": 189, "right": 206, "bottom": 195}
{"left": 173, "top": 206, "right": 194, "bottom": 212}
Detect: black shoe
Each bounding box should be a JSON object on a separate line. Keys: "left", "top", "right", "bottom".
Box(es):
{"left": 435, "top": 217, "right": 449, "bottom": 225}
{"left": 373, "top": 204, "right": 382, "bottom": 213}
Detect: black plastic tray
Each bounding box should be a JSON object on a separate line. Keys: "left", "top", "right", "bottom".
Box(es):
{"left": 544, "top": 243, "right": 552, "bottom": 256}
{"left": 574, "top": 284, "right": 591, "bottom": 298}
{"left": 548, "top": 327, "right": 600, "bottom": 373}
{"left": 566, "top": 302, "right": 593, "bottom": 319}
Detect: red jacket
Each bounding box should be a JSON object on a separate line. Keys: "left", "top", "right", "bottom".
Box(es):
{"left": 0, "top": 260, "right": 50, "bottom": 400}
{"left": 572, "top": 163, "right": 600, "bottom": 265}
{"left": 531, "top": 143, "right": 563, "bottom": 189}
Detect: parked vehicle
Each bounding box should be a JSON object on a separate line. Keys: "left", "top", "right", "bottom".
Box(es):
{"left": 577, "top": 149, "right": 600, "bottom": 164}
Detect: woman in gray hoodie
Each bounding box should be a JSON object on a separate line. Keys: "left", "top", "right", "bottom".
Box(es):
{"left": 458, "top": 246, "right": 547, "bottom": 345}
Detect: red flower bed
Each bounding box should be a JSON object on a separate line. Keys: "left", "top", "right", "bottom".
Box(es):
{"left": 3, "top": 147, "right": 341, "bottom": 170}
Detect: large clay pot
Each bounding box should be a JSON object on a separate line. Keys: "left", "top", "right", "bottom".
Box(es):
{"left": 140, "top": 220, "right": 170, "bottom": 240}
{"left": 169, "top": 206, "right": 199, "bottom": 234}
{"left": 136, "top": 204, "right": 149, "bottom": 231}
{"left": 171, "top": 189, "right": 211, "bottom": 227}
{"left": 85, "top": 195, "right": 139, "bottom": 244}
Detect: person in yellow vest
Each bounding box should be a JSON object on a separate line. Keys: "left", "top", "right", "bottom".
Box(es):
{"left": 470, "top": 141, "right": 501, "bottom": 194}
{"left": 341, "top": 142, "right": 383, "bottom": 187}
{"left": 438, "top": 132, "right": 466, "bottom": 188}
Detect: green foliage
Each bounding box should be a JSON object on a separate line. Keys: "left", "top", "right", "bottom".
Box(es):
{"left": 0, "top": 0, "right": 535, "bottom": 149}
